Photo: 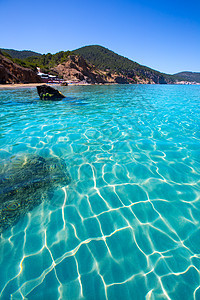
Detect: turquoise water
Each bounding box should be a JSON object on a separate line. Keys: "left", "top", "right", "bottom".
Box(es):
{"left": 0, "top": 84, "right": 200, "bottom": 299}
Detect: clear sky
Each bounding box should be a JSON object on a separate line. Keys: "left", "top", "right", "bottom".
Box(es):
{"left": 0, "top": 0, "right": 199, "bottom": 74}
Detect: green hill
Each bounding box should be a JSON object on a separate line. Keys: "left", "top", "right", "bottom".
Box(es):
{"left": 73, "top": 45, "right": 175, "bottom": 84}
{"left": 2, "top": 45, "right": 190, "bottom": 84}
{"left": 0, "top": 48, "right": 42, "bottom": 59}
{"left": 73, "top": 45, "right": 141, "bottom": 72}
{"left": 1, "top": 50, "right": 72, "bottom": 74}
{"left": 174, "top": 72, "right": 200, "bottom": 83}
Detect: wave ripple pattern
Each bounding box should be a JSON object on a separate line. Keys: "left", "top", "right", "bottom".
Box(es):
{"left": 0, "top": 85, "right": 200, "bottom": 300}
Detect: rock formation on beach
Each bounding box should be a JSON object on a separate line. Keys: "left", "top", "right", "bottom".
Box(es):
{"left": 0, "top": 51, "right": 42, "bottom": 84}
{"left": 0, "top": 154, "right": 71, "bottom": 233}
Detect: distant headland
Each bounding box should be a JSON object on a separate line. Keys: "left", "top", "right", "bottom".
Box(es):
{"left": 0, "top": 45, "right": 199, "bottom": 85}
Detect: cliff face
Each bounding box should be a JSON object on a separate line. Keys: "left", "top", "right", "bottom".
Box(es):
{"left": 53, "top": 55, "right": 107, "bottom": 84}
{"left": 0, "top": 53, "right": 42, "bottom": 84}
{"left": 54, "top": 55, "right": 133, "bottom": 84}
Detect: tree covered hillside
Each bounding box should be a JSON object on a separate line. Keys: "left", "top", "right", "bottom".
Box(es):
{"left": 0, "top": 49, "right": 42, "bottom": 59}
{"left": 1, "top": 45, "right": 183, "bottom": 84}
{"left": 174, "top": 72, "right": 200, "bottom": 83}
{"left": 73, "top": 45, "right": 141, "bottom": 72}
{"left": 1, "top": 50, "right": 72, "bottom": 74}
{"left": 24, "top": 51, "right": 71, "bottom": 72}
{"left": 73, "top": 45, "right": 175, "bottom": 83}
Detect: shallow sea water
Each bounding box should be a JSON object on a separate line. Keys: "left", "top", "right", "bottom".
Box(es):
{"left": 0, "top": 84, "right": 200, "bottom": 299}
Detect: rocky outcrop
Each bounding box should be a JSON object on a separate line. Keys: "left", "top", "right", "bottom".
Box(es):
{"left": 37, "top": 85, "right": 65, "bottom": 100}
{"left": 140, "top": 70, "right": 173, "bottom": 84}
{"left": 0, "top": 52, "right": 42, "bottom": 84}
{"left": 52, "top": 55, "right": 174, "bottom": 85}
{"left": 115, "top": 76, "right": 129, "bottom": 84}
{"left": 53, "top": 55, "right": 107, "bottom": 84}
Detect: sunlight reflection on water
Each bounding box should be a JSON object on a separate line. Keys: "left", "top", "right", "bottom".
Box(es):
{"left": 0, "top": 85, "right": 200, "bottom": 299}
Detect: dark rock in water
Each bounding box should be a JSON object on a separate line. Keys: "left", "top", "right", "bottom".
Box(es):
{"left": 0, "top": 154, "right": 71, "bottom": 233}
{"left": 37, "top": 85, "right": 65, "bottom": 100}
{"left": 61, "top": 82, "right": 68, "bottom": 86}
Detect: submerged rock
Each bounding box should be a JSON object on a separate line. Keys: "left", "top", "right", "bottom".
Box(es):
{"left": 37, "top": 84, "right": 65, "bottom": 100}
{"left": 0, "top": 154, "right": 71, "bottom": 233}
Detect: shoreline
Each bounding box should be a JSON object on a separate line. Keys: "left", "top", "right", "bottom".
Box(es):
{"left": 0, "top": 82, "right": 100, "bottom": 90}
{"left": 0, "top": 82, "right": 113, "bottom": 90}
{"left": 0, "top": 83, "right": 61, "bottom": 90}
{"left": 0, "top": 82, "right": 199, "bottom": 90}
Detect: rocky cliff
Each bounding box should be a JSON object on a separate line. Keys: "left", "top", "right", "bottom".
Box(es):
{"left": 0, "top": 52, "right": 42, "bottom": 84}
{"left": 53, "top": 55, "right": 132, "bottom": 84}
{"left": 53, "top": 54, "right": 174, "bottom": 85}
{"left": 53, "top": 55, "right": 106, "bottom": 84}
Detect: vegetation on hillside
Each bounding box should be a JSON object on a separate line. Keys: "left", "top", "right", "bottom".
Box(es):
{"left": 2, "top": 45, "right": 190, "bottom": 84}
{"left": 1, "top": 50, "right": 72, "bottom": 74}
{"left": 174, "top": 72, "right": 200, "bottom": 83}
{"left": 74, "top": 45, "right": 141, "bottom": 73}
{"left": 0, "top": 48, "right": 41, "bottom": 59}
{"left": 73, "top": 45, "right": 175, "bottom": 83}
{"left": 24, "top": 51, "right": 71, "bottom": 72}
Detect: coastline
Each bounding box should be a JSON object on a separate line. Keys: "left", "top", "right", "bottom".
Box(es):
{"left": 0, "top": 82, "right": 199, "bottom": 90}
{"left": 0, "top": 83, "right": 61, "bottom": 90}
{"left": 0, "top": 82, "right": 115, "bottom": 90}
{"left": 0, "top": 82, "right": 101, "bottom": 90}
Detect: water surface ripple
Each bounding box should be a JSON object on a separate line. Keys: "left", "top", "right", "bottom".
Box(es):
{"left": 0, "top": 85, "right": 200, "bottom": 299}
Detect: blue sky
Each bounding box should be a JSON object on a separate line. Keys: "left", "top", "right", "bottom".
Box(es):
{"left": 0, "top": 0, "right": 199, "bottom": 74}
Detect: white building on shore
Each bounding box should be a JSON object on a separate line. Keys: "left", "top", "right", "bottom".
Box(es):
{"left": 36, "top": 67, "right": 63, "bottom": 83}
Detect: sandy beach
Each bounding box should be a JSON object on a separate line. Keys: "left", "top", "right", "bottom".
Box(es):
{"left": 0, "top": 83, "right": 61, "bottom": 90}
{"left": 0, "top": 82, "right": 97, "bottom": 90}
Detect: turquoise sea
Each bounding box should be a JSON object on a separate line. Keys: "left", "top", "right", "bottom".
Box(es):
{"left": 0, "top": 84, "right": 200, "bottom": 299}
